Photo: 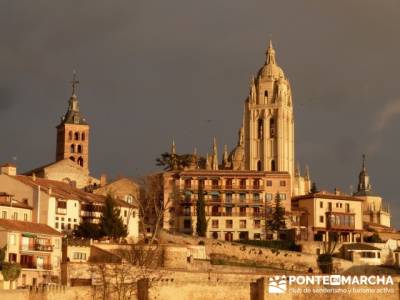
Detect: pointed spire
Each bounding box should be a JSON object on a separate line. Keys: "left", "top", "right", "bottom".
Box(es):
{"left": 222, "top": 144, "right": 228, "bottom": 165}
{"left": 205, "top": 152, "right": 211, "bottom": 170}
{"left": 212, "top": 137, "right": 219, "bottom": 170}
{"left": 266, "top": 39, "right": 276, "bottom": 65}
{"left": 357, "top": 154, "right": 372, "bottom": 193}
{"left": 295, "top": 162, "right": 300, "bottom": 177}
{"left": 238, "top": 127, "right": 244, "bottom": 146}
{"left": 304, "top": 164, "right": 310, "bottom": 181}
{"left": 171, "top": 139, "right": 176, "bottom": 155}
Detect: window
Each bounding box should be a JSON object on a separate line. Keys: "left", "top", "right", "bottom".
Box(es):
{"left": 55, "top": 222, "right": 59, "bottom": 229}
{"left": 68, "top": 218, "right": 71, "bottom": 222}
{"left": 239, "top": 220, "right": 247, "bottom": 229}
{"left": 183, "top": 219, "right": 191, "bottom": 229}
{"left": 345, "top": 203, "right": 350, "bottom": 213}
{"left": 320, "top": 201, "right": 323, "bottom": 208}
{"left": 73, "top": 219, "right": 77, "bottom": 222}
{"left": 253, "top": 179, "right": 260, "bottom": 189}
{"left": 74, "top": 132, "right": 80, "bottom": 140}
{"left": 24, "top": 213, "right": 28, "bottom": 221}
{"left": 68, "top": 131, "right": 73, "bottom": 140}
{"left": 9, "top": 234, "right": 16, "bottom": 245}
{"left": 239, "top": 207, "right": 246, "bottom": 216}
{"left": 8, "top": 253, "right": 17, "bottom": 263}
{"left": 81, "top": 132, "right": 85, "bottom": 141}
{"left": 57, "top": 201, "right": 67, "bottom": 209}
{"left": 254, "top": 220, "right": 261, "bottom": 228}
{"left": 265, "top": 193, "right": 273, "bottom": 201}
{"left": 253, "top": 193, "right": 260, "bottom": 201}
{"left": 12, "top": 212, "right": 18, "bottom": 220}
{"left": 319, "top": 216, "right": 324, "bottom": 223}
{"left": 336, "top": 203, "right": 339, "bottom": 208}
{"left": 124, "top": 210, "right": 127, "bottom": 217}
{"left": 212, "top": 220, "right": 219, "bottom": 229}
{"left": 254, "top": 233, "right": 261, "bottom": 240}
{"left": 239, "top": 193, "right": 246, "bottom": 202}
{"left": 73, "top": 252, "right": 87, "bottom": 260}
{"left": 270, "top": 118, "right": 275, "bottom": 138}
{"left": 67, "top": 224, "right": 71, "bottom": 230}
{"left": 212, "top": 179, "right": 219, "bottom": 189}
{"left": 271, "top": 160, "right": 276, "bottom": 171}
{"left": 279, "top": 193, "right": 286, "bottom": 200}
{"left": 77, "top": 145, "right": 83, "bottom": 153}
{"left": 264, "top": 90, "right": 268, "bottom": 97}
{"left": 61, "top": 223, "right": 65, "bottom": 230}
{"left": 257, "top": 160, "right": 262, "bottom": 171}
{"left": 226, "top": 220, "right": 233, "bottom": 228}
{"left": 225, "top": 179, "right": 232, "bottom": 189}
{"left": 328, "top": 202, "right": 332, "bottom": 211}
{"left": 184, "top": 179, "right": 191, "bottom": 189}
{"left": 77, "top": 157, "right": 84, "bottom": 167}
{"left": 258, "top": 119, "right": 264, "bottom": 139}
{"left": 225, "top": 207, "right": 232, "bottom": 216}
{"left": 266, "top": 180, "right": 272, "bottom": 187}
{"left": 280, "top": 180, "right": 286, "bottom": 187}
{"left": 70, "top": 144, "right": 75, "bottom": 153}
{"left": 240, "top": 179, "right": 246, "bottom": 189}
{"left": 226, "top": 193, "right": 232, "bottom": 203}
{"left": 1, "top": 211, "right": 6, "bottom": 219}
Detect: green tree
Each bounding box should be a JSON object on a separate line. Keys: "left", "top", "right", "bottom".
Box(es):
{"left": 100, "top": 196, "right": 128, "bottom": 239}
{"left": 196, "top": 184, "right": 207, "bottom": 237}
{"left": 74, "top": 221, "right": 102, "bottom": 239}
{"left": 156, "top": 152, "right": 206, "bottom": 170}
{"left": 310, "top": 182, "right": 319, "bottom": 193}
{"left": 364, "top": 232, "right": 383, "bottom": 243}
{"left": 1, "top": 262, "right": 21, "bottom": 282}
{"left": 268, "top": 193, "right": 286, "bottom": 231}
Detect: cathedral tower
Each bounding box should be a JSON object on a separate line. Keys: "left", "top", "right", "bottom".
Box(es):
{"left": 56, "top": 72, "right": 90, "bottom": 171}
{"left": 243, "top": 41, "right": 294, "bottom": 176}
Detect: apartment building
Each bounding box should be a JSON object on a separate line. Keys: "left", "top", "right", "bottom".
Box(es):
{"left": 0, "top": 192, "right": 33, "bottom": 222}
{"left": 0, "top": 219, "right": 63, "bottom": 287}
{"left": 292, "top": 191, "right": 363, "bottom": 242}
{"left": 162, "top": 170, "right": 291, "bottom": 241}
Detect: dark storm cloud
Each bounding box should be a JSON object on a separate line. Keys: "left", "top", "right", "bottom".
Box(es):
{"left": 1, "top": 0, "right": 400, "bottom": 226}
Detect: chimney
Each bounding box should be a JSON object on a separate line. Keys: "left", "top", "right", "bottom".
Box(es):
{"left": 334, "top": 188, "right": 340, "bottom": 195}
{"left": 32, "top": 173, "right": 36, "bottom": 181}
{"left": 100, "top": 174, "right": 107, "bottom": 187}
{"left": 0, "top": 163, "right": 17, "bottom": 176}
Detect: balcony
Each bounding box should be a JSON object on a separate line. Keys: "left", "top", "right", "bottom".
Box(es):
{"left": 21, "top": 243, "right": 53, "bottom": 252}
{"left": 21, "top": 263, "right": 52, "bottom": 270}
{"left": 56, "top": 208, "right": 67, "bottom": 215}
{"left": 326, "top": 212, "right": 355, "bottom": 230}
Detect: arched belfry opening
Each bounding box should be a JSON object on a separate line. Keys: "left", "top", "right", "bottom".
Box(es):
{"left": 257, "top": 119, "right": 263, "bottom": 139}
{"left": 77, "top": 157, "right": 84, "bottom": 167}
{"left": 269, "top": 118, "right": 275, "bottom": 138}
{"left": 257, "top": 160, "right": 262, "bottom": 171}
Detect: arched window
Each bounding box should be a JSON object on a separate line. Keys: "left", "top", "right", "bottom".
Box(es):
{"left": 74, "top": 132, "right": 79, "bottom": 140}
{"left": 257, "top": 160, "right": 262, "bottom": 171}
{"left": 264, "top": 90, "right": 268, "bottom": 97}
{"left": 68, "top": 131, "right": 73, "bottom": 140}
{"left": 257, "top": 119, "right": 263, "bottom": 139}
{"left": 77, "top": 157, "right": 84, "bottom": 167}
{"left": 77, "top": 145, "right": 83, "bottom": 153}
{"left": 81, "top": 132, "right": 85, "bottom": 141}
{"left": 69, "top": 156, "right": 75, "bottom": 162}
{"left": 271, "top": 160, "right": 276, "bottom": 171}
{"left": 270, "top": 118, "right": 275, "bottom": 138}
{"left": 70, "top": 144, "right": 75, "bottom": 153}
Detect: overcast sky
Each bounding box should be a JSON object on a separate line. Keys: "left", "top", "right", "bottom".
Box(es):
{"left": 1, "top": 1, "right": 400, "bottom": 227}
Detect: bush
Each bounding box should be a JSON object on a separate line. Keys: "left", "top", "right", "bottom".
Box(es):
{"left": 1, "top": 263, "right": 21, "bottom": 281}
{"left": 317, "top": 254, "right": 333, "bottom": 274}
{"left": 364, "top": 233, "right": 383, "bottom": 243}
{"left": 234, "top": 239, "right": 301, "bottom": 252}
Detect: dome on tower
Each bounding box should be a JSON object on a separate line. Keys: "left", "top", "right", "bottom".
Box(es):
{"left": 257, "top": 40, "right": 285, "bottom": 80}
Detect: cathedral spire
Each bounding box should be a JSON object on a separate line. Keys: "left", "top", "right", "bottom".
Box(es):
{"left": 222, "top": 144, "right": 228, "bottom": 165}
{"left": 357, "top": 154, "right": 372, "bottom": 193}
{"left": 171, "top": 139, "right": 176, "bottom": 155}
{"left": 266, "top": 40, "right": 276, "bottom": 65}
{"left": 304, "top": 164, "right": 310, "bottom": 181}
{"left": 212, "top": 137, "right": 219, "bottom": 170}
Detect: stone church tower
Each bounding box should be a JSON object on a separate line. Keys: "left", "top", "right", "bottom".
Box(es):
{"left": 56, "top": 73, "right": 90, "bottom": 171}
{"left": 243, "top": 41, "right": 294, "bottom": 176}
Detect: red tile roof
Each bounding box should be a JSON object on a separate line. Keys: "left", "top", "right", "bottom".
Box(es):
{"left": 292, "top": 192, "right": 363, "bottom": 202}
{"left": 11, "top": 175, "right": 133, "bottom": 208}
{"left": 0, "top": 219, "right": 63, "bottom": 236}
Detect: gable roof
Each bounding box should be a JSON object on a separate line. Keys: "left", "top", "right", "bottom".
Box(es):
{"left": 23, "top": 158, "right": 87, "bottom": 176}
{"left": 0, "top": 219, "right": 63, "bottom": 236}
{"left": 10, "top": 175, "right": 133, "bottom": 208}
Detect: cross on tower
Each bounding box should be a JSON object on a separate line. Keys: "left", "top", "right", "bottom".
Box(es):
{"left": 71, "top": 70, "right": 80, "bottom": 95}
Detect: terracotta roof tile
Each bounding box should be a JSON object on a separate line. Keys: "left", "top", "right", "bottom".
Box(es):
{"left": 0, "top": 219, "right": 63, "bottom": 236}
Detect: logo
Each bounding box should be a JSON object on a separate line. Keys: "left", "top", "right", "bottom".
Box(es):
{"left": 268, "top": 275, "right": 287, "bottom": 294}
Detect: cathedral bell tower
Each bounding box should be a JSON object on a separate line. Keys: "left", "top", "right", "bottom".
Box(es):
{"left": 243, "top": 41, "right": 294, "bottom": 176}
{"left": 56, "top": 72, "right": 90, "bottom": 171}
